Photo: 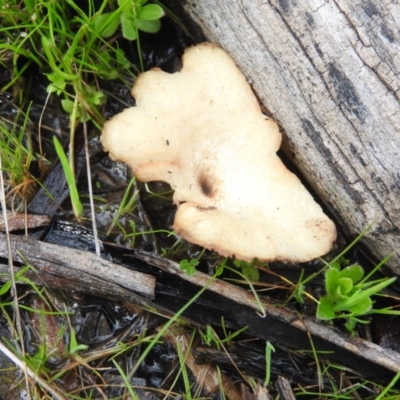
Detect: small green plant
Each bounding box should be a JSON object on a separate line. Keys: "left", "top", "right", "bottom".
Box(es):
{"left": 2, "top": 0, "right": 130, "bottom": 122}
{"left": 101, "top": 0, "right": 165, "bottom": 41}
{"left": 317, "top": 255, "right": 397, "bottom": 332}
{"left": 0, "top": 265, "right": 32, "bottom": 298}
{"left": 233, "top": 259, "right": 260, "bottom": 282}
{"left": 199, "top": 317, "right": 248, "bottom": 349}
{"left": 179, "top": 248, "right": 206, "bottom": 275}
{"left": 0, "top": 106, "right": 38, "bottom": 207}
{"left": 0, "top": 0, "right": 166, "bottom": 212}
{"left": 68, "top": 327, "right": 89, "bottom": 354}
{"left": 23, "top": 340, "right": 51, "bottom": 376}
{"left": 93, "top": 0, "right": 165, "bottom": 72}
{"left": 179, "top": 258, "right": 199, "bottom": 276}
{"left": 106, "top": 176, "right": 139, "bottom": 236}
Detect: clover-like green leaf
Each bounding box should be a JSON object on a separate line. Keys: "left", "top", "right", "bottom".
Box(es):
{"left": 138, "top": 4, "right": 164, "bottom": 20}
{"left": 136, "top": 18, "right": 161, "bottom": 33}
{"left": 179, "top": 259, "right": 199, "bottom": 276}
{"left": 120, "top": 13, "right": 138, "bottom": 40}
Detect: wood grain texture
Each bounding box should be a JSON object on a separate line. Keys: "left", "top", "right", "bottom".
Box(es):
{"left": 171, "top": 0, "right": 400, "bottom": 272}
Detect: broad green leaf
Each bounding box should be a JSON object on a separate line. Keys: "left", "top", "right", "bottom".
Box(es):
{"left": 61, "top": 99, "right": 74, "bottom": 114}
{"left": 136, "top": 18, "right": 161, "bottom": 33}
{"left": 347, "top": 297, "right": 372, "bottom": 315}
{"left": 138, "top": 4, "right": 164, "bottom": 20}
{"left": 0, "top": 281, "right": 11, "bottom": 296}
{"left": 325, "top": 268, "right": 340, "bottom": 297}
{"left": 185, "top": 265, "right": 196, "bottom": 276}
{"left": 339, "top": 264, "right": 364, "bottom": 284}
{"left": 317, "top": 296, "right": 335, "bottom": 320}
{"left": 92, "top": 12, "right": 120, "bottom": 38}
{"left": 337, "top": 277, "right": 353, "bottom": 295}
{"left": 120, "top": 13, "right": 138, "bottom": 40}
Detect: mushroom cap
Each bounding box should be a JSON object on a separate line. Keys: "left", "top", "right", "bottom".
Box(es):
{"left": 101, "top": 43, "right": 336, "bottom": 262}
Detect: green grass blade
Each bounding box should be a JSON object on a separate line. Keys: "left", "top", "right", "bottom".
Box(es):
{"left": 53, "top": 136, "right": 83, "bottom": 218}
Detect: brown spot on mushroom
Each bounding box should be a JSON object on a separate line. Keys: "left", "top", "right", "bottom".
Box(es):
{"left": 198, "top": 173, "right": 216, "bottom": 197}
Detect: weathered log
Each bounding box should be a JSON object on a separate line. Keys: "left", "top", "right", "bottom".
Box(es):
{"left": 166, "top": 0, "right": 400, "bottom": 274}
{"left": 0, "top": 233, "right": 155, "bottom": 303}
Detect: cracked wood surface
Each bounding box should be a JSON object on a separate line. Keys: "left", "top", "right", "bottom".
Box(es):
{"left": 172, "top": 0, "right": 400, "bottom": 273}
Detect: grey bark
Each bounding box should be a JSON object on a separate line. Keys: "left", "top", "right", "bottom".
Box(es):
{"left": 170, "top": 0, "right": 400, "bottom": 273}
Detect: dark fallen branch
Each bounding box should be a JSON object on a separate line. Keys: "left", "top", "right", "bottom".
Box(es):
{"left": 0, "top": 232, "right": 399, "bottom": 386}
{"left": 0, "top": 212, "right": 50, "bottom": 232}
{"left": 275, "top": 376, "right": 296, "bottom": 400}
{"left": 133, "top": 250, "right": 400, "bottom": 377}
{"left": 0, "top": 233, "right": 155, "bottom": 305}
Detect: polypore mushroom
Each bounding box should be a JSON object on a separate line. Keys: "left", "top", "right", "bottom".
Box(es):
{"left": 101, "top": 43, "right": 336, "bottom": 262}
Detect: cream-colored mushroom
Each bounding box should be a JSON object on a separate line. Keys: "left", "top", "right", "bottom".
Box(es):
{"left": 101, "top": 43, "right": 336, "bottom": 262}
